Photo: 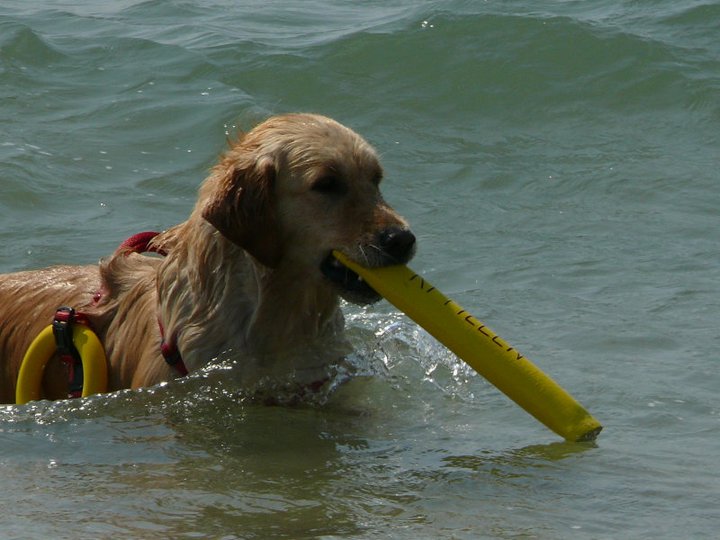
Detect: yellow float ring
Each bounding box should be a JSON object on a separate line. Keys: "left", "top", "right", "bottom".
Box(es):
{"left": 16, "top": 324, "right": 108, "bottom": 405}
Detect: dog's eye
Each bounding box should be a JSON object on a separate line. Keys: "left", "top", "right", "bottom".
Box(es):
{"left": 311, "top": 175, "right": 346, "bottom": 195}
{"left": 372, "top": 166, "right": 383, "bottom": 186}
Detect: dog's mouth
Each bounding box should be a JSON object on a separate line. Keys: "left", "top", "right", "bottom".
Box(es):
{"left": 320, "top": 253, "right": 382, "bottom": 305}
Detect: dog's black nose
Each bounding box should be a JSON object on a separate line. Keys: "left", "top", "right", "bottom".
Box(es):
{"left": 378, "top": 227, "right": 416, "bottom": 263}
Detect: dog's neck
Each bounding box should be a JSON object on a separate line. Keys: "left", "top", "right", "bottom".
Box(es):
{"left": 153, "top": 218, "right": 344, "bottom": 372}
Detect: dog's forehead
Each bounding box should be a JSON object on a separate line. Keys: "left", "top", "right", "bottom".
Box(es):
{"left": 279, "top": 119, "right": 381, "bottom": 178}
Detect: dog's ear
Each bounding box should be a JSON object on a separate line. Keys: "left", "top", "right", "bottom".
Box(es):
{"left": 202, "top": 157, "right": 282, "bottom": 268}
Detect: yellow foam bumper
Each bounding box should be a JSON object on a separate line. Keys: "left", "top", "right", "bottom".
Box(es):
{"left": 334, "top": 251, "right": 602, "bottom": 442}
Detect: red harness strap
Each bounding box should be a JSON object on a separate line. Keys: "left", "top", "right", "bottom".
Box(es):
{"left": 118, "top": 230, "right": 167, "bottom": 256}
{"left": 118, "top": 231, "right": 189, "bottom": 378}
{"left": 53, "top": 307, "right": 88, "bottom": 398}
{"left": 158, "top": 321, "right": 189, "bottom": 377}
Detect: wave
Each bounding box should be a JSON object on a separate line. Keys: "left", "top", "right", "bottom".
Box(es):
{"left": 0, "top": 23, "right": 67, "bottom": 67}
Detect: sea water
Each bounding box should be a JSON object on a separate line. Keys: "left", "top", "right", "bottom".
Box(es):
{"left": 1, "top": 1, "right": 718, "bottom": 538}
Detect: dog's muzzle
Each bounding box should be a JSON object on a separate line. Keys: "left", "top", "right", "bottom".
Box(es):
{"left": 322, "top": 226, "right": 416, "bottom": 305}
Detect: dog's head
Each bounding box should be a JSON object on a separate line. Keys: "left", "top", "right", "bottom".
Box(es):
{"left": 200, "top": 113, "right": 416, "bottom": 304}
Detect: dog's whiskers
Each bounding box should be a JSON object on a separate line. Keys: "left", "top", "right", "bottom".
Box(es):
{"left": 357, "top": 244, "right": 370, "bottom": 266}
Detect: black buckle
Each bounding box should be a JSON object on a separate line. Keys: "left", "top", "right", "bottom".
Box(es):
{"left": 52, "top": 307, "right": 84, "bottom": 398}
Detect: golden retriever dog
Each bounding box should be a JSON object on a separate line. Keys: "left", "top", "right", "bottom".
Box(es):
{"left": 0, "top": 113, "right": 416, "bottom": 403}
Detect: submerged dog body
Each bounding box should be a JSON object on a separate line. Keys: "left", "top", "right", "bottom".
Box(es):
{"left": 0, "top": 114, "right": 416, "bottom": 403}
